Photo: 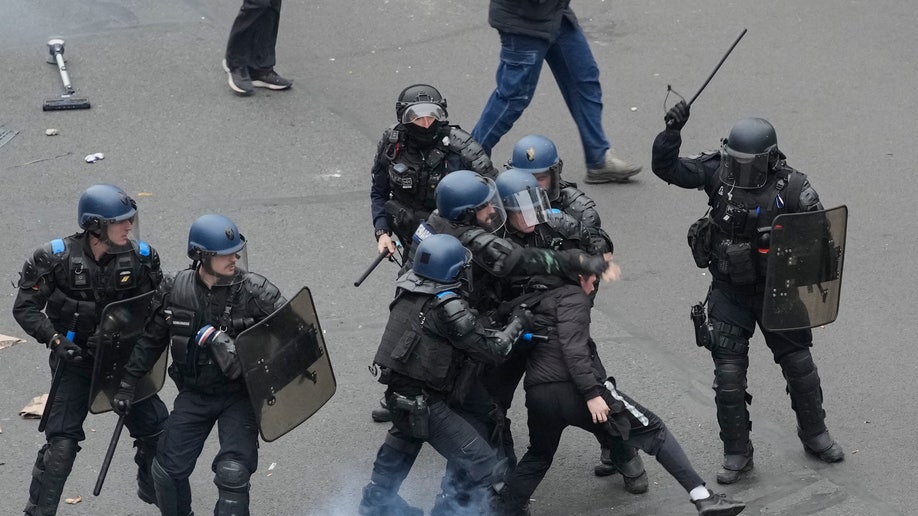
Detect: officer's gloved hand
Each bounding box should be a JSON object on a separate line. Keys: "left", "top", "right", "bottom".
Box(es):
{"left": 50, "top": 334, "right": 83, "bottom": 363}
{"left": 664, "top": 100, "right": 690, "bottom": 131}
{"left": 510, "top": 304, "right": 534, "bottom": 330}
{"left": 113, "top": 375, "right": 138, "bottom": 416}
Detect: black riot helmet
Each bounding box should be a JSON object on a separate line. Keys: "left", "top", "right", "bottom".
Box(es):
{"left": 395, "top": 83, "right": 448, "bottom": 122}
{"left": 720, "top": 117, "right": 783, "bottom": 189}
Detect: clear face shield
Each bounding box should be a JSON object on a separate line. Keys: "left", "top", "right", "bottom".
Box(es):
{"left": 200, "top": 241, "right": 249, "bottom": 286}
{"left": 504, "top": 186, "right": 552, "bottom": 233}
{"left": 720, "top": 141, "right": 773, "bottom": 189}
{"left": 473, "top": 178, "right": 507, "bottom": 233}
{"left": 99, "top": 213, "right": 140, "bottom": 254}
{"left": 400, "top": 102, "right": 448, "bottom": 126}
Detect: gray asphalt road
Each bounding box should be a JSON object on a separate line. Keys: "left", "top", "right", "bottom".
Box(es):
{"left": 1, "top": 1, "right": 915, "bottom": 515}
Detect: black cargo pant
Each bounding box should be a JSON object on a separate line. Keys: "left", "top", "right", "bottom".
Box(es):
{"left": 26, "top": 356, "right": 168, "bottom": 515}
{"left": 708, "top": 282, "right": 829, "bottom": 456}
{"left": 154, "top": 388, "right": 259, "bottom": 515}
{"left": 225, "top": 0, "right": 282, "bottom": 72}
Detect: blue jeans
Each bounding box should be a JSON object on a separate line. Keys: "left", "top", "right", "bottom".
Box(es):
{"left": 472, "top": 17, "right": 611, "bottom": 167}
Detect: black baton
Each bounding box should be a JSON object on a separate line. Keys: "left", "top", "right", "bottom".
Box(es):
{"left": 688, "top": 28, "right": 748, "bottom": 106}
{"left": 354, "top": 250, "right": 391, "bottom": 287}
{"left": 93, "top": 414, "right": 125, "bottom": 496}
{"left": 39, "top": 312, "right": 79, "bottom": 433}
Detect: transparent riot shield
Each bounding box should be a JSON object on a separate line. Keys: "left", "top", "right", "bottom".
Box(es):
{"left": 235, "top": 287, "right": 336, "bottom": 442}
{"left": 762, "top": 205, "right": 847, "bottom": 331}
{"left": 89, "top": 291, "right": 168, "bottom": 414}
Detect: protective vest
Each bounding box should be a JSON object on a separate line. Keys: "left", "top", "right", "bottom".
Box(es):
{"left": 166, "top": 269, "right": 275, "bottom": 392}
{"left": 385, "top": 125, "right": 494, "bottom": 213}
{"left": 374, "top": 290, "right": 462, "bottom": 392}
{"left": 25, "top": 234, "right": 157, "bottom": 345}
{"left": 706, "top": 165, "right": 806, "bottom": 283}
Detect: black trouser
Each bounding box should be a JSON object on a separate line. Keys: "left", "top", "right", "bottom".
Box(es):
{"left": 154, "top": 388, "right": 259, "bottom": 515}
{"left": 26, "top": 355, "right": 168, "bottom": 515}
{"left": 366, "top": 392, "right": 500, "bottom": 512}
{"left": 501, "top": 381, "right": 704, "bottom": 508}
{"left": 708, "top": 283, "right": 830, "bottom": 455}
{"left": 225, "top": 0, "right": 282, "bottom": 72}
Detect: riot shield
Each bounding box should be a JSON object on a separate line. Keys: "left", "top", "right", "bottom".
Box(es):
{"left": 89, "top": 291, "right": 168, "bottom": 414}
{"left": 235, "top": 287, "right": 336, "bottom": 442}
{"left": 762, "top": 205, "right": 847, "bottom": 331}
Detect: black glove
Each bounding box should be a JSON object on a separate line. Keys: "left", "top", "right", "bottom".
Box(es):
{"left": 510, "top": 304, "right": 534, "bottom": 330}
{"left": 664, "top": 100, "right": 690, "bottom": 131}
{"left": 579, "top": 252, "right": 610, "bottom": 278}
{"left": 50, "top": 334, "right": 83, "bottom": 363}
{"left": 113, "top": 376, "right": 138, "bottom": 416}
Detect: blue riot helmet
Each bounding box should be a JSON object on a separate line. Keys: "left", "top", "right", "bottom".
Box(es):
{"left": 496, "top": 168, "right": 552, "bottom": 233}
{"left": 509, "top": 134, "right": 563, "bottom": 201}
{"left": 720, "top": 117, "right": 783, "bottom": 189}
{"left": 435, "top": 170, "right": 506, "bottom": 233}
{"left": 187, "top": 214, "right": 248, "bottom": 285}
{"left": 413, "top": 234, "right": 472, "bottom": 284}
{"left": 78, "top": 183, "right": 139, "bottom": 253}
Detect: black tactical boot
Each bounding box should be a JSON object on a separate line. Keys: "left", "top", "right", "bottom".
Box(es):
{"left": 358, "top": 482, "right": 423, "bottom": 516}
{"left": 593, "top": 447, "right": 619, "bottom": 477}
{"left": 801, "top": 430, "right": 845, "bottom": 463}
{"left": 716, "top": 454, "right": 754, "bottom": 485}
{"left": 134, "top": 437, "right": 159, "bottom": 505}
{"left": 693, "top": 491, "right": 746, "bottom": 515}
{"left": 618, "top": 454, "right": 649, "bottom": 494}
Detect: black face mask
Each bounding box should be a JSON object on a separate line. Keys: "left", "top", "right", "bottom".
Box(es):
{"left": 404, "top": 121, "right": 442, "bottom": 146}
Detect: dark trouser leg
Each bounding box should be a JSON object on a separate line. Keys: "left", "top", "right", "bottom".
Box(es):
{"left": 778, "top": 348, "right": 844, "bottom": 462}
{"left": 225, "top": 0, "right": 282, "bottom": 71}
{"left": 24, "top": 438, "right": 80, "bottom": 516}
{"left": 152, "top": 457, "right": 192, "bottom": 516}
{"left": 156, "top": 390, "right": 218, "bottom": 515}
{"left": 212, "top": 391, "right": 259, "bottom": 516}
{"left": 359, "top": 431, "right": 424, "bottom": 516}
{"left": 125, "top": 393, "right": 169, "bottom": 505}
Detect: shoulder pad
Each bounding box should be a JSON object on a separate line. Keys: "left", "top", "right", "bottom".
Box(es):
{"left": 50, "top": 238, "right": 66, "bottom": 255}
{"left": 688, "top": 150, "right": 720, "bottom": 162}
{"left": 435, "top": 290, "right": 460, "bottom": 302}
{"left": 18, "top": 241, "right": 66, "bottom": 288}
{"left": 447, "top": 127, "right": 497, "bottom": 178}
{"left": 243, "top": 272, "right": 285, "bottom": 312}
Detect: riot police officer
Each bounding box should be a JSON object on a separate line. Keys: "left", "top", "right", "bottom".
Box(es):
{"left": 651, "top": 102, "right": 844, "bottom": 484}
{"left": 370, "top": 83, "right": 498, "bottom": 259}
{"left": 359, "top": 234, "right": 530, "bottom": 516}
{"left": 114, "top": 214, "right": 286, "bottom": 515}
{"left": 13, "top": 183, "right": 169, "bottom": 515}
{"left": 508, "top": 134, "right": 613, "bottom": 256}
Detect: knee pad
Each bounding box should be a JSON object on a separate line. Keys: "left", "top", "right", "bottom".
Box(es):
{"left": 214, "top": 460, "right": 251, "bottom": 492}
{"left": 44, "top": 438, "right": 80, "bottom": 476}
{"left": 780, "top": 350, "right": 820, "bottom": 394}
{"left": 214, "top": 460, "right": 250, "bottom": 516}
{"left": 713, "top": 358, "right": 750, "bottom": 406}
